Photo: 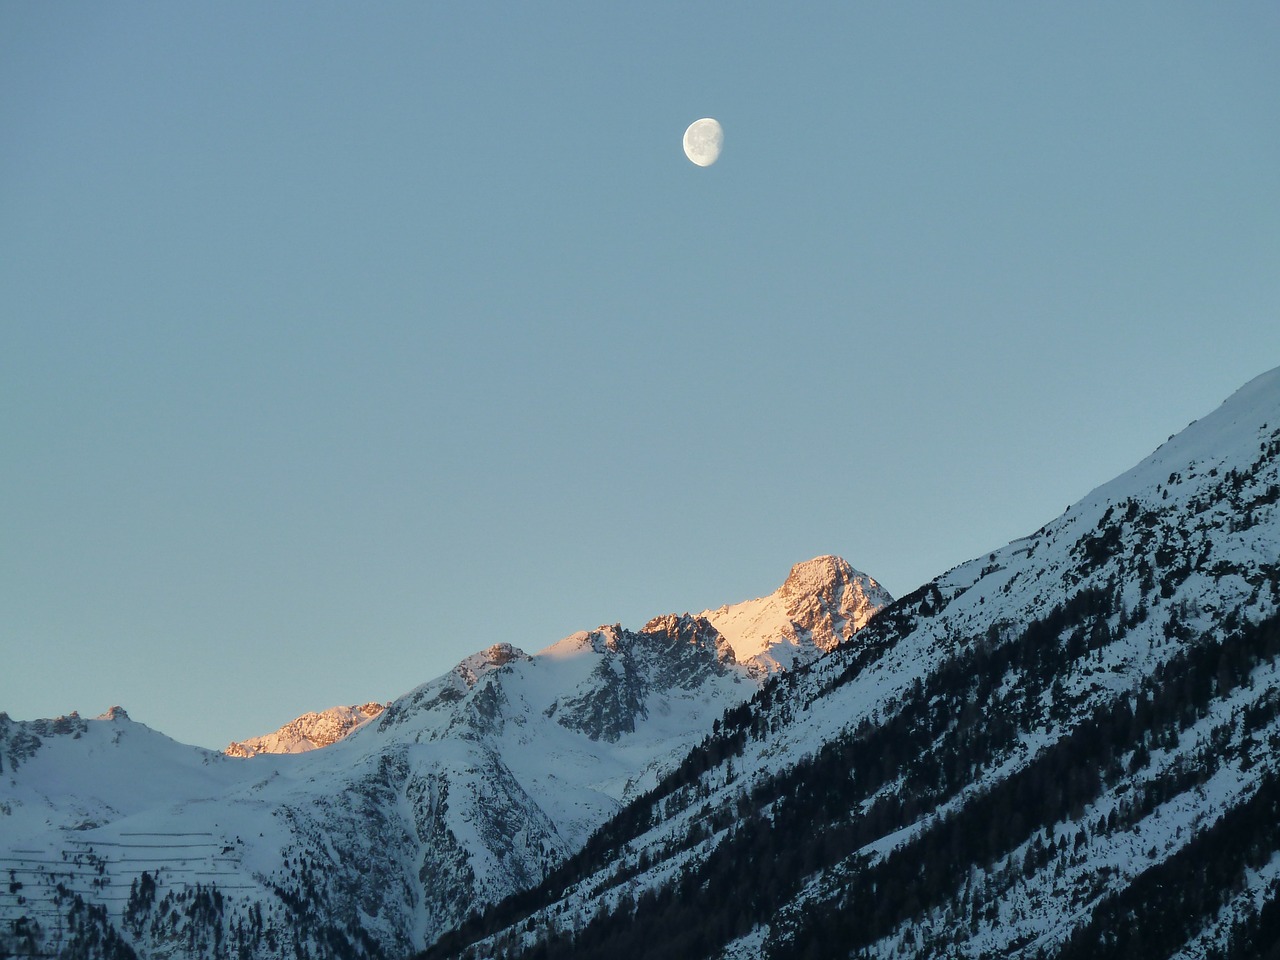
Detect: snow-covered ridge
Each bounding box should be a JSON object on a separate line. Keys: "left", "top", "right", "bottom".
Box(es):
{"left": 437, "top": 365, "right": 1280, "bottom": 960}
{"left": 224, "top": 702, "right": 386, "bottom": 757}
{"left": 0, "top": 555, "right": 889, "bottom": 960}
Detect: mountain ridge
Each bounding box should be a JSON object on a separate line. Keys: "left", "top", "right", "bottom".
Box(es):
{"left": 4, "top": 367, "right": 1278, "bottom": 960}
{"left": 214, "top": 557, "right": 889, "bottom": 758}
{"left": 424, "top": 366, "right": 1280, "bottom": 960}
{"left": 224, "top": 702, "right": 387, "bottom": 757}
{"left": 0, "top": 553, "right": 891, "bottom": 959}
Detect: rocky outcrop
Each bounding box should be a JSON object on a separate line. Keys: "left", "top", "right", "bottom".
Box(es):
{"left": 779, "top": 555, "right": 894, "bottom": 651}
{"left": 700, "top": 555, "right": 894, "bottom": 674}
{"left": 225, "top": 702, "right": 386, "bottom": 757}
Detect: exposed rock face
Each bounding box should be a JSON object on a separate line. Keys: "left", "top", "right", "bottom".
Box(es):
{"left": 639, "top": 613, "right": 739, "bottom": 674}
{"left": 701, "top": 555, "right": 894, "bottom": 674}
{"left": 455, "top": 643, "right": 532, "bottom": 688}
{"left": 779, "top": 554, "right": 894, "bottom": 650}
{"left": 550, "top": 617, "right": 737, "bottom": 743}
{"left": 641, "top": 613, "right": 739, "bottom": 670}
{"left": 224, "top": 702, "right": 386, "bottom": 757}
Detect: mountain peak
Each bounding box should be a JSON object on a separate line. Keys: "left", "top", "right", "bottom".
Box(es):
{"left": 700, "top": 555, "right": 893, "bottom": 671}
{"left": 97, "top": 705, "right": 130, "bottom": 722}
{"left": 779, "top": 555, "right": 893, "bottom": 649}
{"left": 777, "top": 555, "right": 860, "bottom": 602}
{"left": 455, "top": 642, "right": 531, "bottom": 688}
{"left": 224, "top": 702, "right": 386, "bottom": 757}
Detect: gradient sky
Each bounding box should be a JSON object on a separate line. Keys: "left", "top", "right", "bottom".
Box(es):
{"left": 3, "top": 3, "right": 1278, "bottom": 750}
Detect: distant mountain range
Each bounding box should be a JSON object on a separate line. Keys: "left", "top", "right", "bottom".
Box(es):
{"left": 3, "top": 366, "right": 1278, "bottom": 960}
{"left": 1, "top": 554, "right": 887, "bottom": 959}
{"left": 225, "top": 703, "right": 388, "bottom": 758}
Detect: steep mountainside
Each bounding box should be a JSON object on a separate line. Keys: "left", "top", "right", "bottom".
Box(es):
{"left": 225, "top": 703, "right": 387, "bottom": 757}
{"left": 427, "top": 367, "right": 1280, "bottom": 960}
{"left": 0, "top": 559, "right": 888, "bottom": 960}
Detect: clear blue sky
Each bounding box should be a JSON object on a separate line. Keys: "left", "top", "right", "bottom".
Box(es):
{"left": 3, "top": 3, "right": 1278, "bottom": 749}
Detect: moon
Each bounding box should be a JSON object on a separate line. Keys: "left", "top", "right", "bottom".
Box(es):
{"left": 683, "top": 118, "right": 723, "bottom": 167}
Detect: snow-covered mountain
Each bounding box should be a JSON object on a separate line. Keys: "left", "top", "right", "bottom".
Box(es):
{"left": 9, "top": 363, "right": 1279, "bottom": 960}
{"left": 702, "top": 554, "right": 892, "bottom": 674}
{"left": 0, "top": 558, "right": 888, "bottom": 960}
{"left": 428, "top": 367, "right": 1280, "bottom": 960}
{"left": 224, "top": 703, "right": 386, "bottom": 757}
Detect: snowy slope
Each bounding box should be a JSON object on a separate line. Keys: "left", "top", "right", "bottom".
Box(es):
{"left": 430, "top": 367, "right": 1280, "bottom": 960}
{"left": 0, "top": 707, "right": 257, "bottom": 839}
{"left": 0, "top": 558, "right": 889, "bottom": 960}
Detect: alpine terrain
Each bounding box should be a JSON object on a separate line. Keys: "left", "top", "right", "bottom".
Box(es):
{"left": 0, "top": 559, "right": 888, "bottom": 959}
{"left": 4, "top": 365, "right": 1279, "bottom": 960}
{"left": 424, "top": 366, "right": 1280, "bottom": 960}
{"left": 224, "top": 704, "right": 388, "bottom": 758}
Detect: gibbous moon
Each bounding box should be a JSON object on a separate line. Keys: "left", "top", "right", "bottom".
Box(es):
{"left": 683, "top": 118, "right": 723, "bottom": 167}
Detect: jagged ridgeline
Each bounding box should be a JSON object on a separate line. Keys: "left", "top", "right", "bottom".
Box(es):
{"left": 2, "top": 370, "right": 1277, "bottom": 960}
{"left": 0, "top": 558, "right": 886, "bottom": 954}
{"left": 425, "top": 369, "right": 1280, "bottom": 960}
